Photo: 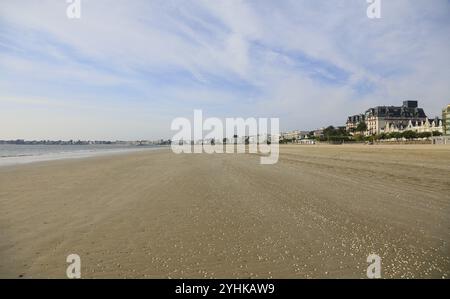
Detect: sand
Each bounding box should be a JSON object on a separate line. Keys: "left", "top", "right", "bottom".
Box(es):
{"left": 0, "top": 144, "right": 449, "bottom": 278}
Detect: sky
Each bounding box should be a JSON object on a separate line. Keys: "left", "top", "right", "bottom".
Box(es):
{"left": 0, "top": 0, "right": 449, "bottom": 140}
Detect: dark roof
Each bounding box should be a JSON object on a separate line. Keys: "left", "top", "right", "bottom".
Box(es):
{"left": 347, "top": 114, "right": 365, "bottom": 123}
{"left": 365, "top": 102, "right": 427, "bottom": 118}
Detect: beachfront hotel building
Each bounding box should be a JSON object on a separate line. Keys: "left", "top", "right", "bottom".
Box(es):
{"left": 347, "top": 101, "right": 428, "bottom": 135}
{"left": 346, "top": 114, "right": 365, "bottom": 132}
{"left": 384, "top": 117, "right": 443, "bottom": 134}
{"left": 443, "top": 104, "right": 450, "bottom": 135}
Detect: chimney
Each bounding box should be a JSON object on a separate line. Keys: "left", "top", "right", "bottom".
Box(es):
{"left": 403, "top": 101, "right": 418, "bottom": 108}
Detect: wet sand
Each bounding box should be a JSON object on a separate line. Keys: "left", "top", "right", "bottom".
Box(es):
{"left": 0, "top": 144, "right": 449, "bottom": 278}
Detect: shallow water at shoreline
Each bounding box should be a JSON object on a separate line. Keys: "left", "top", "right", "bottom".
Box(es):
{"left": 0, "top": 144, "right": 163, "bottom": 167}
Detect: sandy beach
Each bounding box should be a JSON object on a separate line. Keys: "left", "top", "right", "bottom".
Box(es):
{"left": 0, "top": 144, "right": 449, "bottom": 278}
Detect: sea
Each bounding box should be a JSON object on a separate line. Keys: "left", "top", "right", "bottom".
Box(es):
{"left": 0, "top": 144, "right": 161, "bottom": 167}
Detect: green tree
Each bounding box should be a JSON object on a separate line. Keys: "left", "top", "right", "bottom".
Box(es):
{"left": 354, "top": 134, "right": 364, "bottom": 142}
{"left": 417, "top": 132, "right": 432, "bottom": 139}
{"left": 387, "top": 132, "right": 401, "bottom": 139}
{"left": 321, "top": 125, "right": 352, "bottom": 143}
{"left": 401, "top": 130, "right": 418, "bottom": 139}
{"left": 356, "top": 122, "right": 367, "bottom": 134}
{"left": 378, "top": 133, "right": 388, "bottom": 140}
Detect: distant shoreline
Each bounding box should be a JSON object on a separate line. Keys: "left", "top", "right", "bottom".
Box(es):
{"left": 0, "top": 144, "right": 166, "bottom": 168}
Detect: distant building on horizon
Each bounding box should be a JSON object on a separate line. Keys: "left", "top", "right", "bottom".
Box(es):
{"left": 280, "top": 130, "right": 309, "bottom": 142}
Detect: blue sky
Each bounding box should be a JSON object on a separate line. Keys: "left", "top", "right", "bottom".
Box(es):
{"left": 0, "top": 0, "right": 449, "bottom": 140}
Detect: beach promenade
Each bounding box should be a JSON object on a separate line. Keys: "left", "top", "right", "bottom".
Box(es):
{"left": 0, "top": 145, "right": 449, "bottom": 278}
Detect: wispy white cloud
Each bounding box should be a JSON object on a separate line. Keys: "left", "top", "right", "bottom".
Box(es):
{"left": 0, "top": 0, "right": 449, "bottom": 139}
